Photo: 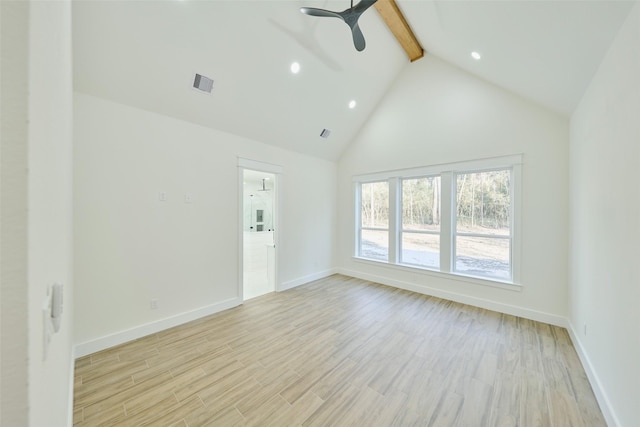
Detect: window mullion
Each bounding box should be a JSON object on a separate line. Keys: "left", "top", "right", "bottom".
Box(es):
{"left": 511, "top": 164, "right": 522, "bottom": 283}
{"left": 355, "top": 182, "right": 362, "bottom": 258}
{"left": 440, "top": 172, "right": 453, "bottom": 273}
{"left": 388, "top": 177, "right": 400, "bottom": 264}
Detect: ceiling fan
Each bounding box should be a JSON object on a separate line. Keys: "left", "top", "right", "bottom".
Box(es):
{"left": 300, "top": 0, "right": 379, "bottom": 52}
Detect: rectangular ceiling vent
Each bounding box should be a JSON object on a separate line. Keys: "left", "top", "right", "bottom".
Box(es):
{"left": 193, "top": 73, "right": 214, "bottom": 93}
{"left": 320, "top": 129, "right": 331, "bottom": 139}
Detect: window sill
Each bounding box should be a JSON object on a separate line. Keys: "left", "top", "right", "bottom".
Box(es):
{"left": 351, "top": 256, "right": 523, "bottom": 292}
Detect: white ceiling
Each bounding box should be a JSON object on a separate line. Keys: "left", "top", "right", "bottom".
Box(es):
{"left": 400, "top": 0, "right": 635, "bottom": 117}
{"left": 72, "top": 0, "right": 635, "bottom": 161}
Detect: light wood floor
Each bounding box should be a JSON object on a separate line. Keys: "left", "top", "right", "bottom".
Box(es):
{"left": 73, "top": 275, "right": 605, "bottom": 426}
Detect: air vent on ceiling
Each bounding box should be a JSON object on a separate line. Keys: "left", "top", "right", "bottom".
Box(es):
{"left": 193, "top": 73, "right": 214, "bottom": 93}
{"left": 320, "top": 129, "right": 331, "bottom": 139}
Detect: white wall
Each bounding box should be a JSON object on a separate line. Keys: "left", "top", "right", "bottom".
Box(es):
{"left": 1, "top": 1, "right": 74, "bottom": 426}
{"left": 569, "top": 3, "right": 640, "bottom": 426}
{"left": 74, "top": 93, "right": 336, "bottom": 353}
{"left": 1, "top": 1, "right": 30, "bottom": 424}
{"left": 28, "top": 1, "right": 75, "bottom": 426}
{"left": 337, "top": 55, "right": 570, "bottom": 324}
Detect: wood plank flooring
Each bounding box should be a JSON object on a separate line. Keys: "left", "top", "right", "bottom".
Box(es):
{"left": 73, "top": 275, "right": 605, "bottom": 426}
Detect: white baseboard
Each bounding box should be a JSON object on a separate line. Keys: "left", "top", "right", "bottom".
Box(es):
{"left": 567, "top": 322, "right": 620, "bottom": 427}
{"left": 278, "top": 268, "right": 338, "bottom": 292}
{"left": 336, "top": 268, "right": 567, "bottom": 327}
{"left": 74, "top": 297, "right": 241, "bottom": 358}
{"left": 75, "top": 267, "right": 338, "bottom": 358}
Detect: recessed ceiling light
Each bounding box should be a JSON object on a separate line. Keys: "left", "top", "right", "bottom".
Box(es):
{"left": 348, "top": 100, "right": 357, "bottom": 109}
{"left": 290, "top": 62, "right": 301, "bottom": 74}
{"left": 471, "top": 51, "right": 481, "bottom": 60}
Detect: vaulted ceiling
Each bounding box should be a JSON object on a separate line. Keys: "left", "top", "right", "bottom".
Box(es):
{"left": 73, "top": 0, "right": 635, "bottom": 161}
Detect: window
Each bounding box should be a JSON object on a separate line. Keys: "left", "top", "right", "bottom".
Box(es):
{"left": 359, "top": 181, "right": 389, "bottom": 262}
{"left": 354, "top": 156, "right": 521, "bottom": 285}
{"left": 454, "top": 170, "right": 511, "bottom": 280}
{"left": 401, "top": 176, "right": 441, "bottom": 269}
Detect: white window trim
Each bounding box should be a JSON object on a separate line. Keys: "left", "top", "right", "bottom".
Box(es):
{"left": 354, "top": 182, "right": 362, "bottom": 258}
{"left": 353, "top": 154, "right": 523, "bottom": 287}
{"left": 351, "top": 256, "right": 523, "bottom": 292}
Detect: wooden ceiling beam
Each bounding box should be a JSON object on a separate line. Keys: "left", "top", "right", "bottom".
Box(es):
{"left": 374, "top": 0, "right": 424, "bottom": 62}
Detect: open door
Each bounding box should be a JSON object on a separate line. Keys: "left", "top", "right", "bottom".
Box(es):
{"left": 238, "top": 158, "right": 282, "bottom": 301}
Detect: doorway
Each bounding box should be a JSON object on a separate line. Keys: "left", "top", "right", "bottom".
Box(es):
{"left": 242, "top": 168, "right": 277, "bottom": 300}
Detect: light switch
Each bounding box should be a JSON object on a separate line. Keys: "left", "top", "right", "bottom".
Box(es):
{"left": 185, "top": 193, "right": 193, "bottom": 203}
{"left": 158, "top": 191, "right": 167, "bottom": 202}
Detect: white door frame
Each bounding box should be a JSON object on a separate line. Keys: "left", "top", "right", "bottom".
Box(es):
{"left": 238, "top": 158, "right": 283, "bottom": 302}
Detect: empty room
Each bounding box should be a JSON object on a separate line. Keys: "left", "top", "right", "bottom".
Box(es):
{"left": 1, "top": 0, "right": 639, "bottom": 426}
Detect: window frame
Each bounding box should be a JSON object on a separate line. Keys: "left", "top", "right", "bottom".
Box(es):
{"left": 399, "top": 175, "right": 442, "bottom": 270}
{"left": 452, "top": 167, "right": 514, "bottom": 282}
{"left": 353, "top": 155, "right": 522, "bottom": 286}
{"left": 356, "top": 180, "right": 391, "bottom": 262}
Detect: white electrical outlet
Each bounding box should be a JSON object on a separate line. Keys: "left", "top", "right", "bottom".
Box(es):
{"left": 158, "top": 191, "right": 167, "bottom": 202}
{"left": 150, "top": 298, "right": 159, "bottom": 310}
{"left": 185, "top": 193, "right": 193, "bottom": 203}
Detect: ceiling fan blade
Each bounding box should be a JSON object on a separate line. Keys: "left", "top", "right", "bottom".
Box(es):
{"left": 300, "top": 7, "right": 343, "bottom": 20}
{"left": 301, "top": 1, "right": 376, "bottom": 52}
{"left": 351, "top": 22, "right": 366, "bottom": 51}
{"left": 353, "top": 0, "right": 378, "bottom": 14}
